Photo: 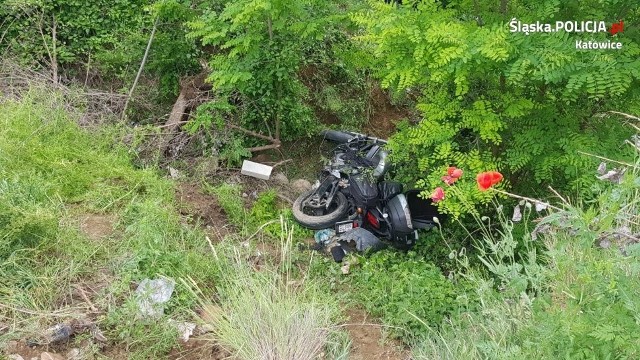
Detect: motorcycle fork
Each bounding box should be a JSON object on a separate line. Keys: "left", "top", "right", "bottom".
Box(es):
{"left": 313, "top": 176, "right": 339, "bottom": 210}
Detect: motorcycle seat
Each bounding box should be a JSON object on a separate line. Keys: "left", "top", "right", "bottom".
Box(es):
{"left": 378, "top": 181, "right": 403, "bottom": 202}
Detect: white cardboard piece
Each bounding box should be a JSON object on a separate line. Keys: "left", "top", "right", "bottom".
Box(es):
{"left": 241, "top": 160, "right": 273, "bottom": 180}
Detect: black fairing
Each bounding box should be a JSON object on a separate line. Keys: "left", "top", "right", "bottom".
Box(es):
{"left": 386, "top": 194, "right": 413, "bottom": 235}
{"left": 378, "top": 181, "right": 403, "bottom": 202}
{"left": 405, "top": 189, "right": 442, "bottom": 229}
{"left": 349, "top": 175, "right": 378, "bottom": 207}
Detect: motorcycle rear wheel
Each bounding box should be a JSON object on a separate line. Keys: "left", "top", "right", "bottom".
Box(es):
{"left": 292, "top": 190, "right": 349, "bottom": 230}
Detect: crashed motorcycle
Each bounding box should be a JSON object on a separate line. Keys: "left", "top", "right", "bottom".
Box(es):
{"left": 292, "top": 130, "right": 441, "bottom": 250}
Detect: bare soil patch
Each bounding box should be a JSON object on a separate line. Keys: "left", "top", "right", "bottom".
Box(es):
{"left": 79, "top": 214, "right": 116, "bottom": 241}
{"left": 366, "top": 86, "right": 412, "bottom": 139}
{"left": 168, "top": 338, "right": 228, "bottom": 360}
{"left": 345, "top": 309, "right": 410, "bottom": 360}
{"left": 176, "top": 182, "right": 232, "bottom": 241}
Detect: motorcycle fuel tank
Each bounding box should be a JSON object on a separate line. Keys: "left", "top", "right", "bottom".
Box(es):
{"left": 349, "top": 174, "right": 379, "bottom": 208}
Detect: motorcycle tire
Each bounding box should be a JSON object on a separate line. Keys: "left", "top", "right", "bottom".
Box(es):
{"left": 292, "top": 190, "right": 349, "bottom": 230}
{"left": 321, "top": 130, "right": 354, "bottom": 144}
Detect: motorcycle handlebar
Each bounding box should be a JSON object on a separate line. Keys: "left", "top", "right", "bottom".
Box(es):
{"left": 321, "top": 129, "right": 388, "bottom": 145}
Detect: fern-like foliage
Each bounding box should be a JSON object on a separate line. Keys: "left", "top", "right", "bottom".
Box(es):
{"left": 354, "top": 0, "right": 640, "bottom": 217}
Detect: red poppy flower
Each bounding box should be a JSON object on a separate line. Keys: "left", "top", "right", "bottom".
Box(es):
{"left": 441, "top": 175, "right": 456, "bottom": 185}
{"left": 476, "top": 171, "right": 503, "bottom": 191}
{"left": 451, "top": 168, "right": 463, "bottom": 179}
{"left": 489, "top": 171, "right": 503, "bottom": 185}
{"left": 431, "top": 187, "right": 445, "bottom": 202}
{"left": 447, "top": 167, "right": 456, "bottom": 176}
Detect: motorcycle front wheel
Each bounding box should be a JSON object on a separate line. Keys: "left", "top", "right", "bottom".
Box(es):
{"left": 292, "top": 190, "right": 349, "bottom": 230}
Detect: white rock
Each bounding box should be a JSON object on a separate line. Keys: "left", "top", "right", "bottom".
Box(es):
{"left": 241, "top": 160, "right": 273, "bottom": 180}
{"left": 168, "top": 319, "right": 196, "bottom": 342}
{"left": 341, "top": 262, "right": 350, "bottom": 275}
{"left": 168, "top": 167, "right": 181, "bottom": 179}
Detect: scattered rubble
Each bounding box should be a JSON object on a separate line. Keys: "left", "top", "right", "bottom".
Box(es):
{"left": 27, "top": 323, "right": 73, "bottom": 346}
{"left": 40, "top": 352, "right": 63, "bottom": 360}
{"left": 65, "top": 349, "right": 81, "bottom": 360}
{"left": 168, "top": 166, "right": 182, "bottom": 179}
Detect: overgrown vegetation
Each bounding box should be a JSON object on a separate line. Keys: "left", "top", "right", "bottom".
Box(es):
{"left": 0, "top": 91, "right": 332, "bottom": 358}
{"left": 347, "top": 250, "right": 472, "bottom": 338}
{"left": 2, "top": 0, "right": 640, "bottom": 358}
{"left": 354, "top": 0, "right": 640, "bottom": 218}
{"left": 187, "top": 223, "right": 350, "bottom": 360}
{"left": 412, "top": 146, "right": 640, "bottom": 358}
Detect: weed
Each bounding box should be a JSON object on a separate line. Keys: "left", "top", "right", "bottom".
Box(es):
{"left": 413, "top": 146, "right": 640, "bottom": 359}
{"left": 347, "top": 250, "right": 469, "bottom": 340}
{"left": 205, "top": 182, "right": 247, "bottom": 228}
{"left": 186, "top": 222, "right": 346, "bottom": 360}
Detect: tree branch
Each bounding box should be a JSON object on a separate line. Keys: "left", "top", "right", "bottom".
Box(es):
{"left": 122, "top": 16, "right": 159, "bottom": 121}
{"left": 51, "top": 14, "right": 57, "bottom": 84}
{"left": 247, "top": 144, "right": 281, "bottom": 152}
{"left": 228, "top": 123, "right": 279, "bottom": 143}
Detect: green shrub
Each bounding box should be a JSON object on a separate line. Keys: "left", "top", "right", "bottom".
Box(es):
{"left": 349, "top": 250, "right": 470, "bottom": 339}
{"left": 353, "top": 1, "right": 640, "bottom": 218}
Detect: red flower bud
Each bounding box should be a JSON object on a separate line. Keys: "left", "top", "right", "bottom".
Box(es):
{"left": 431, "top": 187, "right": 445, "bottom": 202}
{"left": 441, "top": 175, "right": 455, "bottom": 185}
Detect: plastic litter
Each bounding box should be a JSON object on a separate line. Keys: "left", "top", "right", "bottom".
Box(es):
{"left": 168, "top": 320, "right": 196, "bottom": 342}
{"left": 27, "top": 323, "right": 73, "bottom": 346}
{"left": 135, "top": 278, "right": 175, "bottom": 318}
{"left": 535, "top": 202, "right": 548, "bottom": 212}
{"left": 330, "top": 245, "right": 346, "bottom": 262}
{"left": 314, "top": 229, "right": 335, "bottom": 245}
{"left": 338, "top": 227, "right": 385, "bottom": 252}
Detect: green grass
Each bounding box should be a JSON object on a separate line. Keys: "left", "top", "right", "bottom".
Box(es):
{"left": 187, "top": 223, "right": 350, "bottom": 360}
{"left": 345, "top": 250, "right": 472, "bottom": 340}
{"left": 0, "top": 89, "right": 349, "bottom": 359}
{"left": 0, "top": 90, "right": 224, "bottom": 358}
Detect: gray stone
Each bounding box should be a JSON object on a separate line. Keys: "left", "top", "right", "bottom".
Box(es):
{"left": 291, "top": 179, "right": 312, "bottom": 194}
{"left": 272, "top": 172, "right": 289, "bottom": 185}
{"left": 65, "top": 348, "right": 81, "bottom": 360}
{"left": 8, "top": 355, "right": 24, "bottom": 360}
{"left": 40, "top": 352, "right": 64, "bottom": 360}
